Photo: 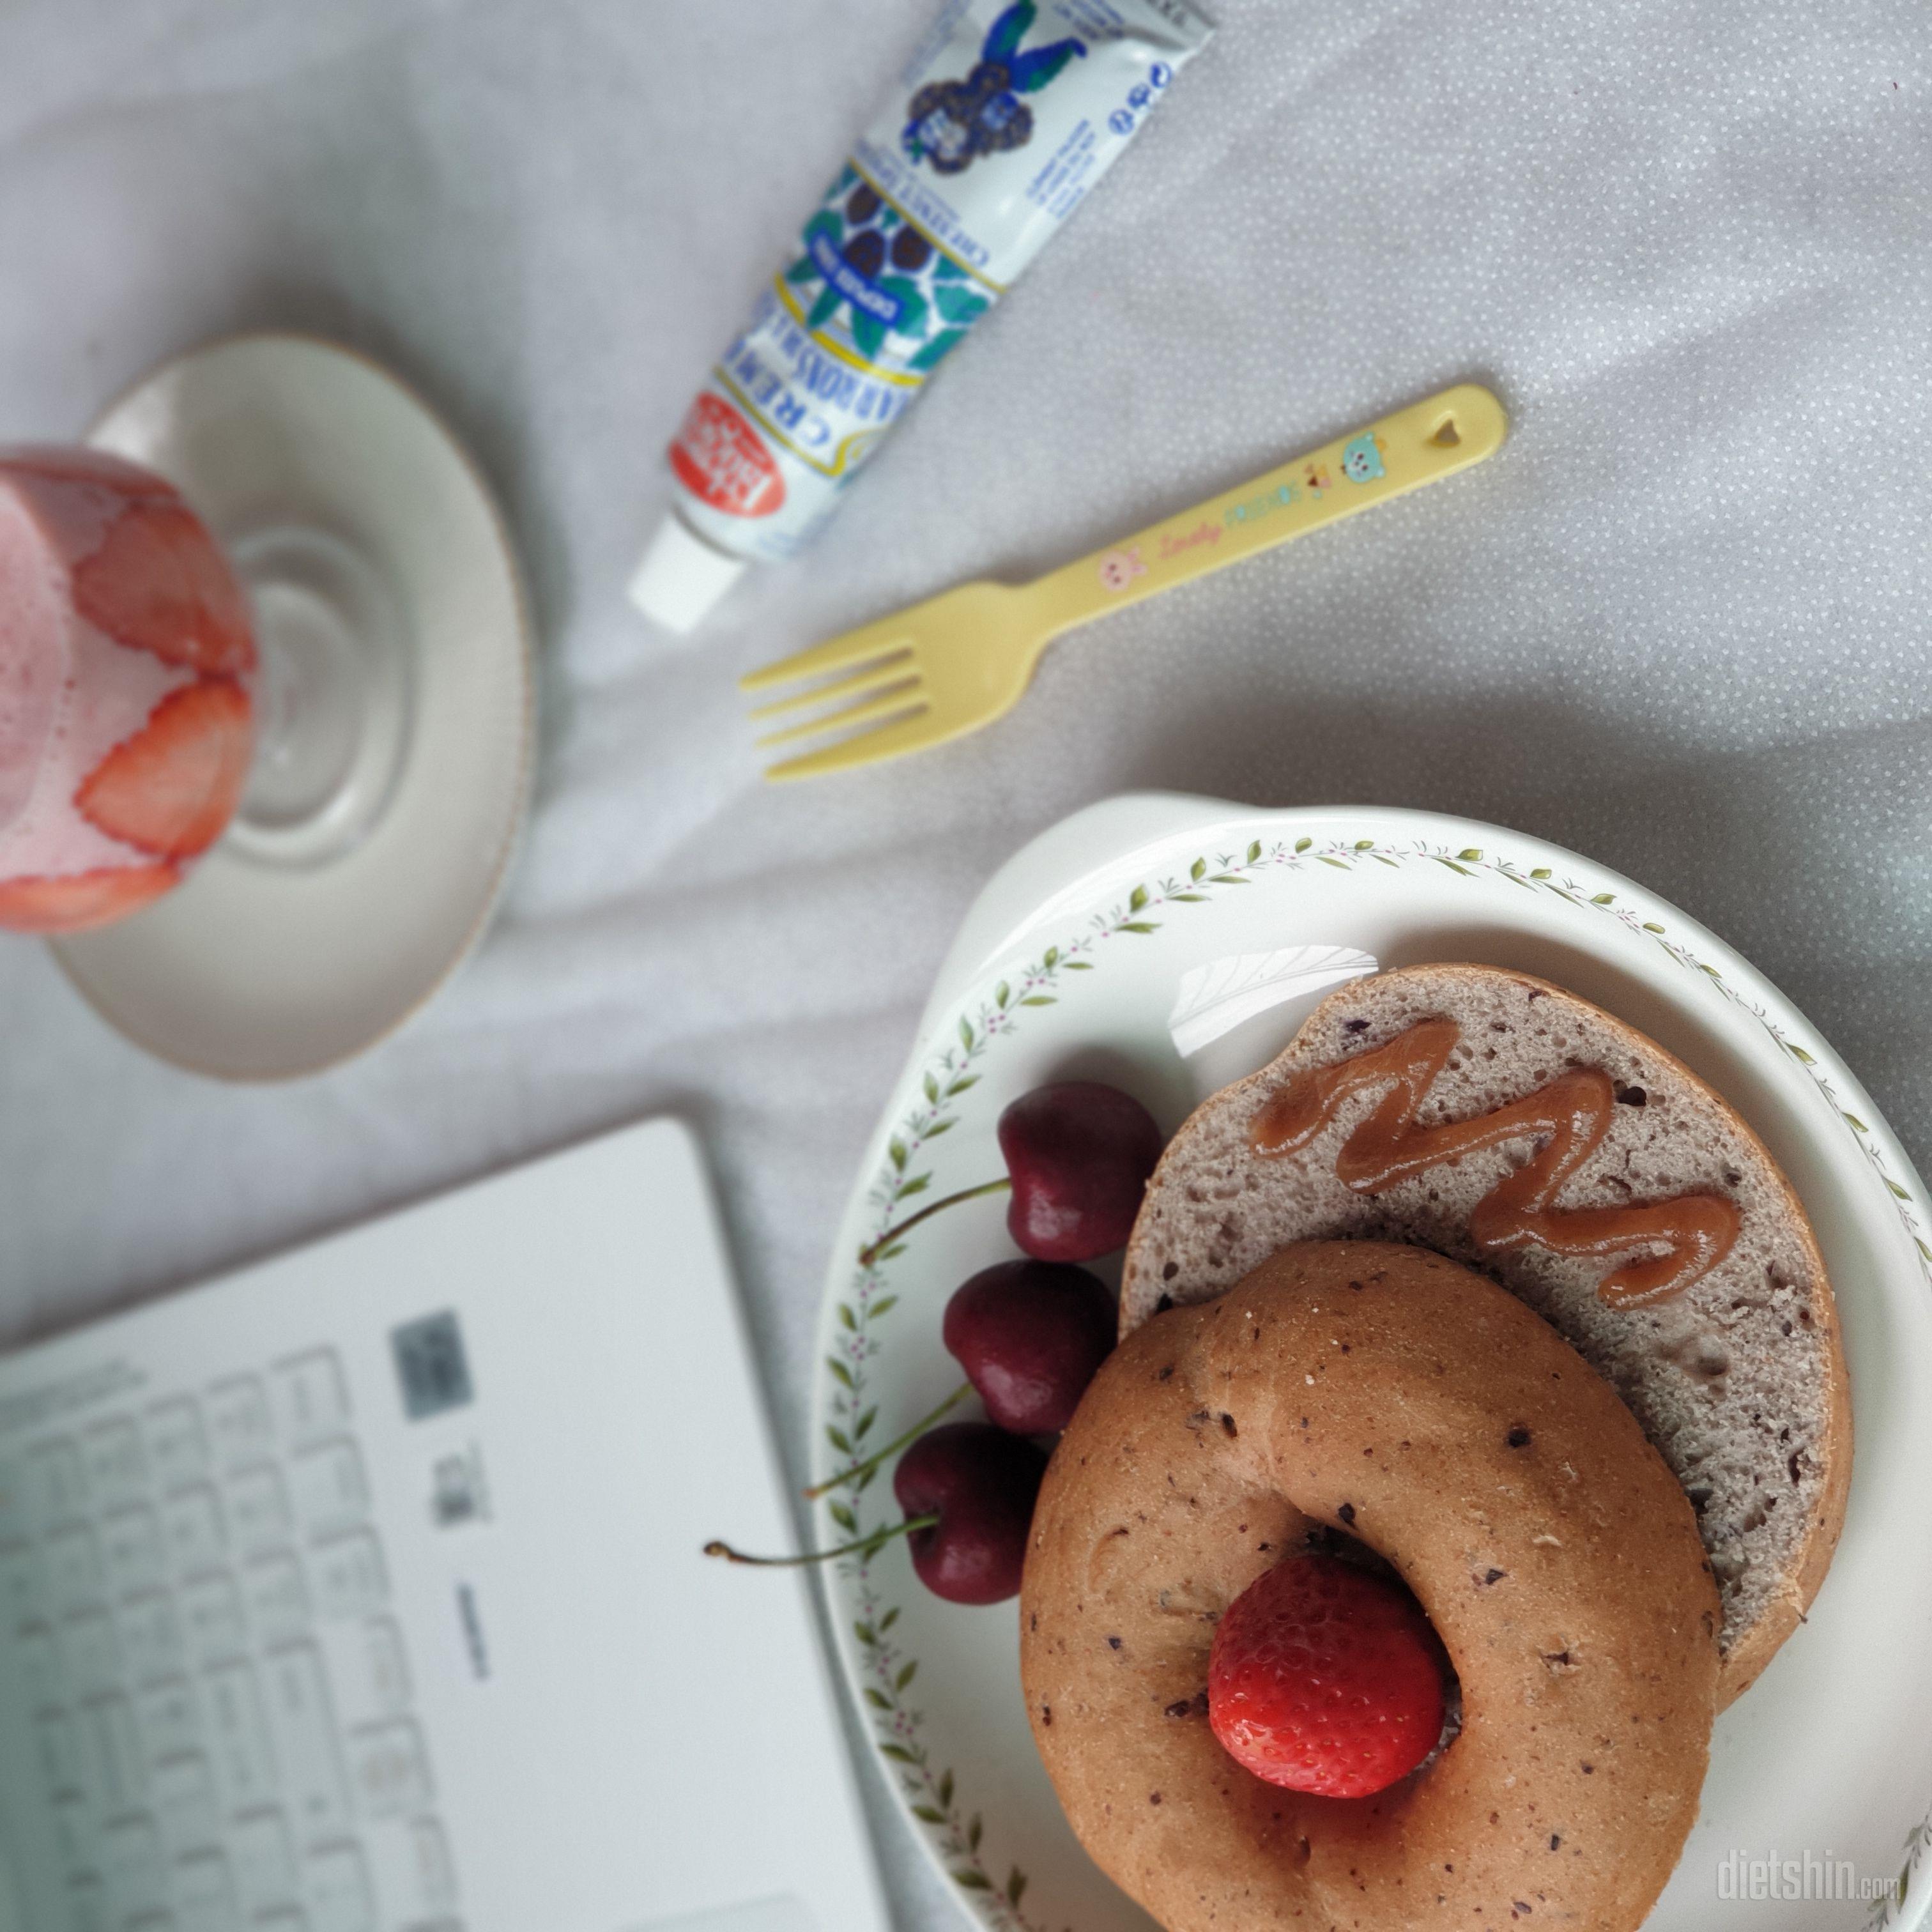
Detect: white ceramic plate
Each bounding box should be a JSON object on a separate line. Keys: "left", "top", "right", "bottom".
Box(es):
{"left": 814, "top": 794, "right": 1932, "bottom": 1932}
{"left": 50, "top": 333, "right": 532, "bottom": 1080}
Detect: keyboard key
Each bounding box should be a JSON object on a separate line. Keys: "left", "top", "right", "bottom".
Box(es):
{"left": 102, "top": 1816, "right": 165, "bottom": 1920}
{"left": 65, "top": 1877, "right": 109, "bottom": 1932}
{"left": 358, "top": 1618, "right": 411, "bottom": 1713}
{"left": 174, "top": 1848, "right": 235, "bottom": 1931}
{"left": 301, "top": 1844, "right": 373, "bottom": 1932}
{"left": 161, "top": 1489, "right": 226, "bottom": 1575}
{"left": 36, "top": 1707, "right": 82, "bottom": 1797}
{"left": 59, "top": 1610, "right": 120, "bottom": 1696}
{"left": 261, "top": 1645, "right": 348, "bottom": 1837}
{"left": 51, "top": 1795, "right": 90, "bottom": 1876}
{"left": 79, "top": 1694, "right": 145, "bottom": 1811}
{"left": 407, "top": 1816, "right": 457, "bottom": 1911}
{"left": 0, "top": 1459, "right": 24, "bottom": 1541}
{"left": 0, "top": 1540, "right": 45, "bottom": 1626}
{"left": 103, "top": 1506, "right": 167, "bottom": 1597}
{"left": 47, "top": 1524, "right": 106, "bottom": 1612}
{"left": 273, "top": 1353, "right": 349, "bottom": 1446}
{"left": 119, "top": 1593, "right": 185, "bottom": 1686}
{"left": 135, "top": 1680, "right": 201, "bottom": 1764}
{"left": 114, "top": 1591, "right": 183, "bottom": 1700}
{"left": 241, "top": 1555, "right": 309, "bottom": 1647}
{"left": 312, "top": 1532, "right": 387, "bottom": 1623}
{"left": 17, "top": 1622, "right": 59, "bottom": 1706}
{"left": 82, "top": 1420, "right": 148, "bottom": 1509}
{"left": 288, "top": 1443, "right": 367, "bottom": 1537}
{"left": 204, "top": 1663, "right": 277, "bottom": 1810}
{"left": 154, "top": 1751, "right": 218, "bottom": 1847}
{"left": 205, "top": 1378, "right": 273, "bottom": 1469}
{"left": 27, "top": 1439, "right": 88, "bottom": 1533}
{"left": 346, "top": 1717, "right": 432, "bottom": 1820}
{"left": 145, "top": 1400, "right": 209, "bottom": 1491}
{"left": 231, "top": 1811, "right": 296, "bottom": 1913}
{"left": 226, "top": 1467, "right": 292, "bottom": 1554}
{"left": 179, "top": 1575, "right": 246, "bottom": 1666}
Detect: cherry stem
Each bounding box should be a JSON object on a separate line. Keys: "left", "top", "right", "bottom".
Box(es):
{"left": 802, "top": 1379, "right": 974, "bottom": 1501}
{"left": 859, "top": 1176, "right": 1011, "bottom": 1268}
{"left": 704, "top": 1513, "right": 940, "bottom": 1568}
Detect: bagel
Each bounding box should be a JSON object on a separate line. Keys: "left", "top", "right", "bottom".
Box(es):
{"left": 1021, "top": 1240, "right": 1721, "bottom": 1932}
{"left": 1121, "top": 965, "right": 1850, "bottom": 1705}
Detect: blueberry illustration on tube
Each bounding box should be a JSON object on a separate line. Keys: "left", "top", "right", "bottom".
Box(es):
{"left": 630, "top": 0, "right": 1215, "bottom": 634}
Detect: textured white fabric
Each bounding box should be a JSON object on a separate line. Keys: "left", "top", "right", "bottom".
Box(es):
{"left": 0, "top": 2, "right": 1928, "bottom": 1922}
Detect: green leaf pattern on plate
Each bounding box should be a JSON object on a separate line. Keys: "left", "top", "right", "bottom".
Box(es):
{"left": 1863, "top": 1814, "right": 1932, "bottom": 1929}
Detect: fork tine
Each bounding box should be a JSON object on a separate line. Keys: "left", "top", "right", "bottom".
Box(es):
{"left": 755, "top": 680, "right": 924, "bottom": 749}
{"left": 737, "top": 614, "right": 917, "bottom": 694}
{"left": 762, "top": 702, "right": 941, "bottom": 782}
{"left": 743, "top": 654, "right": 916, "bottom": 721}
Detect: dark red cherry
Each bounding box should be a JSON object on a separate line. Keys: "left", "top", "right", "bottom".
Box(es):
{"left": 998, "top": 1082, "right": 1165, "bottom": 1262}
{"left": 944, "top": 1261, "right": 1116, "bottom": 1434}
{"left": 894, "top": 1422, "right": 1046, "bottom": 1605}
{"left": 845, "top": 183, "right": 882, "bottom": 225}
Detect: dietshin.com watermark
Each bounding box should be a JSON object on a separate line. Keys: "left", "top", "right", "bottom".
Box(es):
{"left": 1715, "top": 1848, "right": 1896, "bottom": 1904}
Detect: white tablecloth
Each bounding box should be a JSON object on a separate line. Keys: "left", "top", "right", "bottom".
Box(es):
{"left": 1, "top": 3, "right": 1928, "bottom": 1923}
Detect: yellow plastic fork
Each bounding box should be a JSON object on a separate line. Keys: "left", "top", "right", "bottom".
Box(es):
{"left": 740, "top": 383, "right": 1506, "bottom": 781}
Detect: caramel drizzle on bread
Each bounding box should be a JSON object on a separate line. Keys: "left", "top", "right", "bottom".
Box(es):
{"left": 1249, "top": 1018, "right": 1741, "bottom": 1307}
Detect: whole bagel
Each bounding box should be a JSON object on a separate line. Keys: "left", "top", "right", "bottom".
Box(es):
{"left": 1020, "top": 1241, "right": 1721, "bottom": 1932}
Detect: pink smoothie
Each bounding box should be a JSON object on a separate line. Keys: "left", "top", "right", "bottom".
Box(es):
{"left": 0, "top": 450, "right": 255, "bottom": 933}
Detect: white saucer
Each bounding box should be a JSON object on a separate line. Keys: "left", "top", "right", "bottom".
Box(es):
{"left": 52, "top": 334, "right": 532, "bottom": 1080}
{"left": 815, "top": 794, "right": 1932, "bottom": 1932}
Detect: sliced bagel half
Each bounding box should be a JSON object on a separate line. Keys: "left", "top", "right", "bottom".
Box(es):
{"left": 1122, "top": 963, "right": 1851, "bottom": 1706}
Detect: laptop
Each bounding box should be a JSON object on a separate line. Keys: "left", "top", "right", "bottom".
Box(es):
{"left": 0, "top": 1119, "right": 889, "bottom": 1932}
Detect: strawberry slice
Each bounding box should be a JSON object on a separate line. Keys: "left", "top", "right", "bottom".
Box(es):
{"left": 71, "top": 498, "right": 256, "bottom": 677}
{"left": 76, "top": 678, "right": 253, "bottom": 860}
{"left": 0, "top": 862, "right": 178, "bottom": 933}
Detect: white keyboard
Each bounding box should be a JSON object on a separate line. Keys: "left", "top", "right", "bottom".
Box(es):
{"left": 0, "top": 1350, "right": 460, "bottom": 1932}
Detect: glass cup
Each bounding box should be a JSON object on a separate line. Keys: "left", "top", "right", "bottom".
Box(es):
{"left": 0, "top": 444, "right": 408, "bottom": 933}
